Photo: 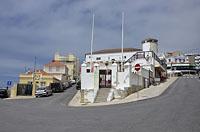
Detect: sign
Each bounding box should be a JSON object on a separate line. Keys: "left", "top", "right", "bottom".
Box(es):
{"left": 135, "top": 64, "right": 141, "bottom": 71}
{"left": 7, "top": 81, "right": 12, "bottom": 86}
{"left": 34, "top": 74, "right": 41, "bottom": 80}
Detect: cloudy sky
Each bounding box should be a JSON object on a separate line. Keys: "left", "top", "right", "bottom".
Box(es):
{"left": 0, "top": 0, "right": 200, "bottom": 86}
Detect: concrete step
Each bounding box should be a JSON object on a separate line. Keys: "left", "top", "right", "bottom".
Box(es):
{"left": 95, "top": 88, "right": 110, "bottom": 103}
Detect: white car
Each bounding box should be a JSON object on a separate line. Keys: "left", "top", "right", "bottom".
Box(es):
{"left": 35, "top": 86, "right": 52, "bottom": 97}
{"left": 70, "top": 80, "right": 76, "bottom": 85}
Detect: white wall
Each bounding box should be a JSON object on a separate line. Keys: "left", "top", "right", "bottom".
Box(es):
{"left": 142, "top": 42, "right": 158, "bottom": 55}
{"left": 81, "top": 63, "right": 100, "bottom": 103}
{"left": 81, "top": 72, "right": 94, "bottom": 90}
{"left": 85, "top": 52, "right": 137, "bottom": 62}
{"left": 130, "top": 73, "right": 143, "bottom": 86}
{"left": 44, "top": 66, "right": 66, "bottom": 74}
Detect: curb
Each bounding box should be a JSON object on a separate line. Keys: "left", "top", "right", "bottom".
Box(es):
{"left": 68, "top": 77, "right": 178, "bottom": 107}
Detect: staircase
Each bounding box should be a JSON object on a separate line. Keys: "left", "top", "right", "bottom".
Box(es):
{"left": 95, "top": 88, "right": 110, "bottom": 103}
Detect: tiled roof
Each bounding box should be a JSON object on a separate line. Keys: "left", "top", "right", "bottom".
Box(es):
{"left": 44, "top": 60, "right": 65, "bottom": 67}
{"left": 85, "top": 48, "right": 141, "bottom": 55}
{"left": 24, "top": 69, "right": 50, "bottom": 76}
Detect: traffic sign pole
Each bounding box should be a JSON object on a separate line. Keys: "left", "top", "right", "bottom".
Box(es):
{"left": 134, "top": 64, "right": 141, "bottom": 98}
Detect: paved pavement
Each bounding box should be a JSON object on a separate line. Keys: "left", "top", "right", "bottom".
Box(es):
{"left": 69, "top": 77, "right": 178, "bottom": 106}
{"left": 0, "top": 77, "right": 200, "bottom": 132}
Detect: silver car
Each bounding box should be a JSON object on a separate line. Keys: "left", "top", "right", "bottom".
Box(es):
{"left": 35, "top": 86, "right": 52, "bottom": 97}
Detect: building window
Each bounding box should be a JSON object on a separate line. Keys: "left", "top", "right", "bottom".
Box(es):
{"left": 96, "top": 57, "right": 101, "bottom": 60}
{"left": 56, "top": 67, "right": 59, "bottom": 72}
{"left": 86, "top": 69, "right": 90, "bottom": 73}
{"left": 49, "top": 67, "right": 52, "bottom": 72}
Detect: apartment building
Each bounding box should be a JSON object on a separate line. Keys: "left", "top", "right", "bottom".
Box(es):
{"left": 44, "top": 60, "right": 69, "bottom": 82}
{"left": 54, "top": 53, "right": 80, "bottom": 80}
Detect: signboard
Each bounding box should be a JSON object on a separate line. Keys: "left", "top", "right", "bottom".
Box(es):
{"left": 7, "top": 81, "right": 12, "bottom": 86}
{"left": 34, "top": 74, "right": 41, "bottom": 80}
{"left": 135, "top": 64, "right": 141, "bottom": 71}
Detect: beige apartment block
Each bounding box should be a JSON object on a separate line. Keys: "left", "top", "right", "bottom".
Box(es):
{"left": 54, "top": 52, "right": 80, "bottom": 80}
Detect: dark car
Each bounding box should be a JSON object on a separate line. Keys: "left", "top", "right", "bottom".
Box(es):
{"left": 50, "top": 83, "right": 64, "bottom": 93}
{"left": 0, "top": 89, "right": 9, "bottom": 98}
{"left": 76, "top": 81, "right": 81, "bottom": 90}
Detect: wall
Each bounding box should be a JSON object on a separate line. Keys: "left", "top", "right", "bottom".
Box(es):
{"left": 142, "top": 42, "right": 158, "bottom": 55}
{"left": 81, "top": 72, "right": 94, "bottom": 90}
{"left": 66, "top": 63, "right": 74, "bottom": 80}
{"left": 19, "top": 74, "right": 58, "bottom": 87}
{"left": 81, "top": 63, "right": 100, "bottom": 103}
{"left": 85, "top": 52, "right": 137, "bottom": 62}
{"left": 130, "top": 73, "right": 143, "bottom": 86}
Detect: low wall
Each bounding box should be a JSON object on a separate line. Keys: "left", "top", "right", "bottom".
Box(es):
{"left": 113, "top": 85, "right": 144, "bottom": 99}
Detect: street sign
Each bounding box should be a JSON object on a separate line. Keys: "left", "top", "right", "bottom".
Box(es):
{"left": 7, "top": 81, "right": 12, "bottom": 86}
{"left": 135, "top": 64, "right": 141, "bottom": 71}
{"left": 34, "top": 74, "right": 41, "bottom": 80}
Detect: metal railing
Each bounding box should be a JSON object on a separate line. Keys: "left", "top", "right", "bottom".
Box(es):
{"left": 126, "top": 51, "right": 167, "bottom": 69}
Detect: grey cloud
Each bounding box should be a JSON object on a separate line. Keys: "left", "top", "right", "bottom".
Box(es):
{"left": 0, "top": 0, "right": 200, "bottom": 85}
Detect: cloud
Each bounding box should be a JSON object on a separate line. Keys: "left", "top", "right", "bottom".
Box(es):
{"left": 0, "top": 0, "right": 200, "bottom": 85}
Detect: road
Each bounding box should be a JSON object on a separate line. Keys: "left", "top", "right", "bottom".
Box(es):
{"left": 0, "top": 78, "right": 200, "bottom": 132}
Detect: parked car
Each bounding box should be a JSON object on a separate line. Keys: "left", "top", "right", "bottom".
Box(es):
{"left": 0, "top": 88, "right": 9, "bottom": 98}
{"left": 70, "top": 80, "right": 76, "bottom": 85}
{"left": 50, "top": 83, "right": 64, "bottom": 93}
{"left": 76, "top": 80, "right": 81, "bottom": 90}
{"left": 62, "top": 82, "right": 70, "bottom": 90}
{"left": 35, "top": 86, "right": 52, "bottom": 97}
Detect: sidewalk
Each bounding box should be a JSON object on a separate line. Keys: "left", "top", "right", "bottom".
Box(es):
{"left": 68, "top": 77, "right": 178, "bottom": 107}
{"left": 5, "top": 96, "right": 35, "bottom": 100}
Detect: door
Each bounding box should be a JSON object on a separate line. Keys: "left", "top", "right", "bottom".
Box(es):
{"left": 17, "top": 84, "right": 32, "bottom": 96}
{"left": 99, "top": 70, "right": 112, "bottom": 88}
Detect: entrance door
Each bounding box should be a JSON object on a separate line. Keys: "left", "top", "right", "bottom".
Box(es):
{"left": 99, "top": 70, "right": 112, "bottom": 88}
{"left": 17, "top": 84, "right": 32, "bottom": 96}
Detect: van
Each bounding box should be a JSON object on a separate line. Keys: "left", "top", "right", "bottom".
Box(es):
{"left": 50, "top": 83, "right": 64, "bottom": 93}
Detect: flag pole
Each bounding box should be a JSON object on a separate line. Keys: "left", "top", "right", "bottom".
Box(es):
{"left": 90, "top": 13, "right": 95, "bottom": 72}
{"left": 121, "top": 12, "right": 124, "bottom": 71}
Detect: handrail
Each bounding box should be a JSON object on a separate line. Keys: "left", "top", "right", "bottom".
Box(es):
{"left": 126, "top": 51, "right": 167, "bottom": 69}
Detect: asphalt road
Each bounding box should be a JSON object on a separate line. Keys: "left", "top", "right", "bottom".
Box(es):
{"left": 0, "top": 78, "right": 200, "bottom": 132}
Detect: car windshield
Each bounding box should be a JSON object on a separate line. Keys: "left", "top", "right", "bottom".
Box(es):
{"left": 0, "top": 89, "right": 6, "bottom": 91}
{"left": 37, "top": 87, "right": 46, "bottom": 90}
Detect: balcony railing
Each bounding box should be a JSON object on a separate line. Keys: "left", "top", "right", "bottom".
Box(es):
{"left": 126, "top": 51, "right": 167, "bottom": 69}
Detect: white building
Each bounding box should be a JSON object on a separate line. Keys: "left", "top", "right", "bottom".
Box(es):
{"left": 44, "top": 60, "right": 69, "bottom": 82}
{"left": 81, "top": 38, "right": 167, "bottom": 103}
{"left": 165, "top": 51, "right": 199, "bottom": 76}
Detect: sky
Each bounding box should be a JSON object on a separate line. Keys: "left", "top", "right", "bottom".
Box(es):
{"left": 0, "top": 0, "right": 200, "bottom": 86}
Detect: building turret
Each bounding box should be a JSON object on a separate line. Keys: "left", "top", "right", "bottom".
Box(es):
{"left": 142, "top": 38, "right": 158, "bottom": 55}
